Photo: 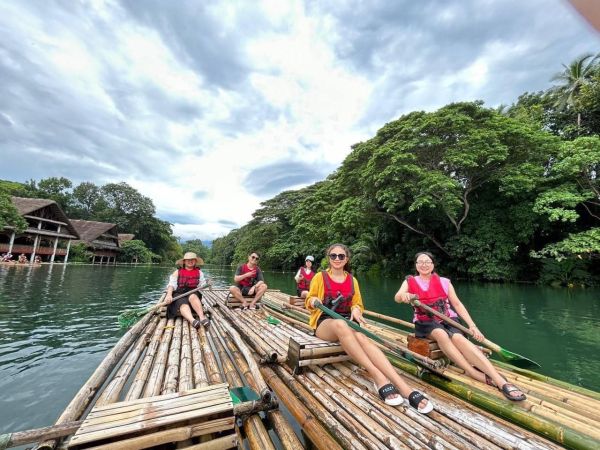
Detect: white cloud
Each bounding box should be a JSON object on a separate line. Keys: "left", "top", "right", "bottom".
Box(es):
{"left": 1, "top": 0, "right": 599, "bottom": 242}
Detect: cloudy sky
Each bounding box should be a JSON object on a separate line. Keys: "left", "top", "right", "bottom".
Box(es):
{"left": 1, "top": 1, "right": 599, "bottom": 241}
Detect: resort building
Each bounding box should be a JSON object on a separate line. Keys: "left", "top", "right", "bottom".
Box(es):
{"left": 0, "top": 196, "right": 80, "bottom": 263}
{"left": 71, "top": 220, "right": 121, "bottom": 264}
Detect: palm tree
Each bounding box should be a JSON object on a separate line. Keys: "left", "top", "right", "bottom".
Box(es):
{"left": 551, "top": 53, "right": 600, "bottom": 127}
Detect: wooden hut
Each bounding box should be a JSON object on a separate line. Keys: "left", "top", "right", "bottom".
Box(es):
{"left": 71, "top": 220, "right": 121, "bottom": 264}
{"left": 118, "top": 233, "right": 135, "bottom": 246}
{"left": 0, "top": 196, "right": 79, "bottom": 263}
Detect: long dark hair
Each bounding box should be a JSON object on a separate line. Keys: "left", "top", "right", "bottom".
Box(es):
{"left": 326, "top": 243, "right": 351, "bottom": 272}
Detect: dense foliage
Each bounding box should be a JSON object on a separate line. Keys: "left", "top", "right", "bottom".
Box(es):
{"left": 212, "top": 55, "right": 600, "bottom": 286}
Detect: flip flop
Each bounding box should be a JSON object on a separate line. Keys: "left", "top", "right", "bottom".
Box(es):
{"left": 501, "top": 383, "right": 526, "bottom": 401}
{"left": 407, "top": 391, "right": 434, "bottom": 414}
{"left": 374, "top": 383, "right": 404, "bottom": 406}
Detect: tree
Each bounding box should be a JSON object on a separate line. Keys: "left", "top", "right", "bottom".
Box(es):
{"left": 357, "top": 102, "right": 556, "bottom": 256}
{"left": 534, "top": 137, "right": 600, "bottom": 223}
{"left": 119, "top": 239, "right": 157, "bottom": 263}
{"left": 181, "top": 239, "right": 210, "bottom": 261}
{"left": 0, "top": 193, "right": 27, "bottom": 233}
{"left": 550, "top": 53, "right": 600, "bottom": 128}
{"left": 71, "top": 182, "right": 105, "bottom": 219}
{"left": 35, "top": 177, "right": 73, "bottom": 211}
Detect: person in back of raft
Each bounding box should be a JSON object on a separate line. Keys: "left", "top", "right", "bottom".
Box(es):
{"left": 164, "top": 251, "right": 210, "bottom": 329}
{"left": 294, "top": 255, "right": 315, "bottom": 298}
{"left": 306, "top": 243, "right": 434, "bottom": 414}
{"left": 229, "top": 251, "right": 268, "bottom": 310}
{"left": 395, "top": 251, "right": 526, "bottom": 401}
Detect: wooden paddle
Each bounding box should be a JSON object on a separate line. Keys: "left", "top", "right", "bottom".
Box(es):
{"left": 313, "top": 301, "right": 449, "bottom": 377}
{"left": 409, "top": 297, "right": 541, "bottom": 368}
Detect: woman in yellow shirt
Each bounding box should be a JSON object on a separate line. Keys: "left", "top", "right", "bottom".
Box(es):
{"left": 306, "top": 243, "right": 433, "bottom": 413}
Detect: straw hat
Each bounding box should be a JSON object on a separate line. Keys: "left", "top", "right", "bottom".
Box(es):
{"left": 176, "top": 251, "right": 204, "bottom": 267}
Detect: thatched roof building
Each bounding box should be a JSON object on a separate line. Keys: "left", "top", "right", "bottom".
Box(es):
{"left": 0, "top": 196, "right": 80, "bottom": 263}
{"left": 71, "top": 220, "right": 121, "bottom": 263}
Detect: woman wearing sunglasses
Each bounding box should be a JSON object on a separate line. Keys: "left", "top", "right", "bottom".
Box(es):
{"left": 229, "top": 251, "right": 268, "bottom": 310}
{"left": 306, "top": 244, "right": 433, "bottom": 413}
{"left": 395, "top": 251, "right": 526, "bottom": 401}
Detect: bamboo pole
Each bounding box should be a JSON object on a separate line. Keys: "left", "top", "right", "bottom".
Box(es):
{"left": 266, "top": 411, "right": 305, "bottom": 450}
{"left": 197, "top": 326, "right": 223, "bottom": 384}
{"left": 297, "top": 371, "right": 406, "bottom": 450}
{"left": 96, "top": 317, "right": 159, "bottom": 406}
{"left": 259, "top": 365, "right": 345, "bottom": 450}
{"left": 211, "top": 314, "right": 272, "bottom": 402}
{"left": 125, "top": 318, "right": 167, "bottom": 400}
{"left": 0, "top": 421, "right": 81, "bottom": 449}
{"left": 143, "top": 317, "right": 175, "bottom": 397}
{"left": 208, "top": 323, "right": 276, "bottom": 450}
{"left": 190, "top": 323, "right": 209, "bottom": 387}
{"left": 178, "top": 434, "right": 238, "bottom": 449}
{"left": 34, "top": 311, "right": 155, "bottom": 450}
{"left": 162, "top": 317, "right": 183, "bottom": 394}
{"left": 363, "top": 310, "right": 415, "bottom": 329}
{"left": 217, "top": 306, "right": 282, "bottom": 362}
{"left": 179, "top": 320, "right": 194, "bottom": 391}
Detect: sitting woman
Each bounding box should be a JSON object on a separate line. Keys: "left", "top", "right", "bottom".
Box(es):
{"left": 395, "top": 251, "right": 526, "bottom": 401}
{"left": 164, "top": 252, "right": 210, "bottom": 329}
{"left": 306, "top": 243, "right": 433, "bottom": 413}
{"left": 294, "top": 255, "right": 315, "bottom": 298}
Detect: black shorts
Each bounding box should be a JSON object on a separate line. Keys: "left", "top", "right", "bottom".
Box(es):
{"left": 240, "top": 285, "right": 254, "bottom": 296}
{"left": 167, "top": 292, "right": 202, "bottom": 319}
{"left": 315, "top": 312, "right": 355, "bottom": 330}
{"left": 414, "top": 319, "right": 464, "bottom": 338}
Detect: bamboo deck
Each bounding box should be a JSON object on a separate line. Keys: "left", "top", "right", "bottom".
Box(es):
{"left": 11, "top": 288, "right": 600, "bottom": 450}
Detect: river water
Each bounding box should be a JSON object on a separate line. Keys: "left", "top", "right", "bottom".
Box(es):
{"left": 0, "top": 264, "right": 599, "bottom": 436}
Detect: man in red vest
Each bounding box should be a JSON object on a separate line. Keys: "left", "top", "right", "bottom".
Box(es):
{"left": 229, "top": 251, "right": 268, "bottom": 310}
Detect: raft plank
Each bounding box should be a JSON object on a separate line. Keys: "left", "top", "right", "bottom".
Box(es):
{"left": 68, "top": 384, "right": 233, "bottom": 448}
{"left": 82, "top": 393, "right": 231, "bottom": 427}
{"left": 81, "top": 419, "right": 235, "bottom": 450}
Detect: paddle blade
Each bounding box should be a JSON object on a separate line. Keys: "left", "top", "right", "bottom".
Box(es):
{"left": 117, "top": 308, "right": 150, "bottom": 329}
{"left": 498, "top": 347, "right": 541, "bottom": 369}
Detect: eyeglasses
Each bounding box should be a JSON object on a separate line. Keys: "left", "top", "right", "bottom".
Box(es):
{"left": 416, "top": 261, "right": 433, "bottom": 265}
{"left": 250, "top": 255, "right": 259, "bottom": 260}
{"left": 329, "top": 253, "right": 346, "bottom": 261}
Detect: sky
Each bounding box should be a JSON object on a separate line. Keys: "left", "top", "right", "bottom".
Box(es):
{"left": 1, "top": 0, "right": 599, "bottom": 241}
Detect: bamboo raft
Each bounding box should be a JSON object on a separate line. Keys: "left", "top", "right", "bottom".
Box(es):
{"left": 4, "top": 288, "right": 599, "bottom": 449}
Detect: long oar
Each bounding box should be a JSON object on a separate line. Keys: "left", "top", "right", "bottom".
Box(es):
{"left": 117, "top": 283, "right": 211, "bottom": 328}
{"left": 409, "top": 298, "right": 541, "bottom": 368}
{"left": 314, "top": 301, "right": 449, "bottom": 377}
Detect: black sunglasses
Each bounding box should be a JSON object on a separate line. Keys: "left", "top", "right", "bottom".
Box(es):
{"left": 250, "top": 255, "right": 259, "bottom": 260}
{"left": 328, "top": 253, "right": 346, "bottom": 261}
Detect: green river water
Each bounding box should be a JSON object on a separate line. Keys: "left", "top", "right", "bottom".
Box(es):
{"left": 0, "top": 264, "right": 599, "bottom": 437}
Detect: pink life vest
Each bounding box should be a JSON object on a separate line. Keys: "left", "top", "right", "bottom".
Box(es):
{"left": 297, "top": 267, "right": 315, "bottom": 290}
{"left": 406, "top": 273, "right": 455, "bottom": 322}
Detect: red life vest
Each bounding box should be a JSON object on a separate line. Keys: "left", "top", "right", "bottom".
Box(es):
{"left": 297, "top": 267, "right": 315, "bottom": 290}
{"left": 322, "top": 271, "right": 354, "bottom": 317}
{"left": 406, "top": 274, "right": 454, "bottom": 322}
{"left": 176, "top": 268, "right": 200, "bottom": 293}
{"left": 238, "top": 264, "right": 259, "bottom": 287}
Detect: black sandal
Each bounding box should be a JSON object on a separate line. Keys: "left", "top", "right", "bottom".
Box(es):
{"left": 192, "top": 319, "right": 201, "bottom": 329}
{"left": 408, "top": 391, "right": 434, "bottom": 414}
{"left": 200, "top": 318, "right": 210, "bottom": 328}
{"left": 375, "top": 383, "right": 404, "bottom": 406}
{"left": 501, "top": 383, "right": 526, "bottom": 401}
